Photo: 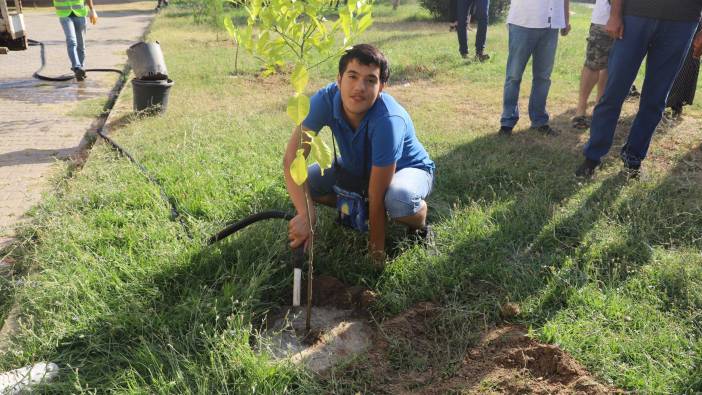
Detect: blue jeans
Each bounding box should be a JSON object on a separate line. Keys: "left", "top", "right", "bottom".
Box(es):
{"left": 457, "top": 0, "right": 489, "bottom": 54}
{"left": 584, "top": 16, "right": 699, "bottom": 167}
{"left": 307, "top": 161, "right": 434, "bottom": 219}
{"left": 59, "top": 14, "right": 86, "bottom": 70}
{"left": 500, "top": 24, "right": 559, "bottom": 128}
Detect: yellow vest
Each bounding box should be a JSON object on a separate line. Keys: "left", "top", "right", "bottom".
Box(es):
{"left": 53, "top": 0, "right": 87, "bottom": 17}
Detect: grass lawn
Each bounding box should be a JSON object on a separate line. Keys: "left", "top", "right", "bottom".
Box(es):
{"left": 1, "top": 0, "right": 702, "bottom": 392}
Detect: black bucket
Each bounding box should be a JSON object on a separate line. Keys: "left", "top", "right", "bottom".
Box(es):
{"left": 132, "top": 78, "right": 174, "bottom": 114}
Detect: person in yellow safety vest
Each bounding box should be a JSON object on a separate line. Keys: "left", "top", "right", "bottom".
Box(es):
{"left": 53, "top": 0, "right": 97, "bottom": 81}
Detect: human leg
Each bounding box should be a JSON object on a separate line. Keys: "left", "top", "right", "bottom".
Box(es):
{"left": 456, "top": 0, "right": 470, "bottom": 57}
{"left": 500, "top": 24, "right": 538, "bottom": 129}
{"left": 528, "top": 28, "right": 558, "bottom": 128}
{"left": 384, "top": 168, "right": 433, "bottom": 230}
{"left": 577, "top": 23, "right": 613, "bottom": 118}
{"left": 473, "top": 0, "right": 489, "bottom": 57}
{"left": 71, "top": 15, "right": 87, "bottom": 68}
{"left": 59, "top": 16, "right": 80, "bottom": 70}
{"left": 621, "top": 18, "right": 698, "bottom": 168}
{"left": 576, "top": 66, "right": 600, "bottom": 118}
{"left": 583, "top": 16, "right": 653, "bottom": 164}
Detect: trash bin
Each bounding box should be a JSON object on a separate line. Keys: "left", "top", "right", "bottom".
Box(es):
{"left": 127, "top": 41, "right": 169, "bottom": 81}
{"left": 132, "top": 78, "right": 174, "bottom": 114}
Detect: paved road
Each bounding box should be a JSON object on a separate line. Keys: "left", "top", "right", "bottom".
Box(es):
{"left": 0, "top": 1, "right": 154, "bottom": 249}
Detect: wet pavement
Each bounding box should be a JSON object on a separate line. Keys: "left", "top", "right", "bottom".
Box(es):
{"left": 0, "top": 1, "right": 155, "bottom": 248}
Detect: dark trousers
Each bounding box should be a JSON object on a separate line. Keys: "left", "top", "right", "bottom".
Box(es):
{"left": 457, "top": 0, "right": 489, "bottom": 55}
{"left": 584, "top": 15, "right": 698, "bottom": 167}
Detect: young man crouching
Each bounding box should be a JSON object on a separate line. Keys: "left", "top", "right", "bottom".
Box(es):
{"left": 283, "top": 44, "right": 435, "bottom": 264}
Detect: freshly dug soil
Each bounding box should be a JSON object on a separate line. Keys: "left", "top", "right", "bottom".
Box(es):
{"left": 339, "top": 302, "right": 622, "bottom": 394}
{"left": 279, "top": 276, "right": 621, "bottom": 393}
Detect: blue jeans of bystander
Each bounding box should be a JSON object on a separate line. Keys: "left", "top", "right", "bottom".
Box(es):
{"left": 584, "top": 15, "right": 699, "bottom": 167}
{"left": 500, "top": 24, "right": 559, "bottom": 129}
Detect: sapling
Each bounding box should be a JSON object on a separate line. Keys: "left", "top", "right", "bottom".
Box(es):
{"left": 223, "top": 0, "right": 373, "bottom": 330}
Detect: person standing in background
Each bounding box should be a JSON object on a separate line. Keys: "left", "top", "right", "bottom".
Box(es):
{"left": 572, "top": 0, "right": 614, "bottom": 130}
{"left": 498, "top": 0, "right": 571, "bottom": 137}
{"left": 666, "top": 21, "right": 702, "bottom": 118}
{"left": 576, "top": 0, "right": 702, "bottom": 179}
{"left": 456, "top": 0, "right": 490, "bottom": 61}
{"left": 54, "top": 0, "right": 97, "bottom": 81}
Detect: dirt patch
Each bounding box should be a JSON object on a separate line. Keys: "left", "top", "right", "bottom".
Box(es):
{"left": 274, "top": 277, "right": 621, "bottom": 393}
{"left": 334, "top": 302, "right": 622, "bottom": 394}
{"left": 261, "top": 276, "right": 378, "bottom": 373}
{"left": 297, "top": 274, "right": 378, "bottom": 312}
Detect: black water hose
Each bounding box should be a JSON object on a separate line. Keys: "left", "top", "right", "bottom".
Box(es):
{"left": 207, "top": 211, "right": 294, "bottom": 245}
{"left": 28, "top": 39, "right": 123, "bottom": 81}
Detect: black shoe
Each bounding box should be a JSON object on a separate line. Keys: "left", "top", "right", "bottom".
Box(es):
{"left": 73, "top": 68, "right": 86, "bottom": 81}
{"left": 475, "top": 52, "right": 490, "bottom": 62}
{"left": 575, "top": 158, "right": 600, "bottom": 178}
{"left": 622, "top": 163, "right": 641, "bottom": 180}
{"left": 533, "top": 124, "right": 560, "bottom": 136}
{"left": 460, "top": 52, "right": 469, "bottom": 59}
{"left": 498, "top": 126, "right": 513, "bottom": 136}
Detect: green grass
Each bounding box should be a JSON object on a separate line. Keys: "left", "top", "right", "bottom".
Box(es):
{"left": 1, "top": 0, "right": 702, "bottom": 393}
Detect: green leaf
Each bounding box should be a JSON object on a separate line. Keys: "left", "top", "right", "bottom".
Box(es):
{"left": 290, "top": 149, "right": 308, "bottom": 185}
{"left": 339, "top": 12, "right": 351, "bottom": 38}
{"left": 287, "top": 94, "right": 310, "bottom": 125}
{"left": 312, "top": 16, "right": 327, "bottom": 36}
{"left": 291, "top": 63, "right": 308, "bottom": 94}
{"left": 357, "top": 13, "right": 372, "bottom": 33}
{"left": 223, "top": 17, "right": 236, "bottom": 40}
{"left": 306, "top": 132, "right": 332, "bottom": 175}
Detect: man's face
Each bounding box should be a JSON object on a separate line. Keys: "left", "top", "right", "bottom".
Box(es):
{"left": 337, "top": 59, "right": 385, "bottom": 121}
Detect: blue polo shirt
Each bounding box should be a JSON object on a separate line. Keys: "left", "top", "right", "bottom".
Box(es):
{"left": 302, "top": 82, "right": 435, "bottom": 178}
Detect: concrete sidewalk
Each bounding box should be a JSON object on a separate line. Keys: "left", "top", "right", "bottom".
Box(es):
{"left": 0, "top": 1, "right": 155, "bottom": 249}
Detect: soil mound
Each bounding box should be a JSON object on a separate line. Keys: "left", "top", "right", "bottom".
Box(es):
{"left": 275, "top": 276, "right": 621, "bottom": 393}
{"left": 341, "top": 302, "right": 622, "bottom": 394}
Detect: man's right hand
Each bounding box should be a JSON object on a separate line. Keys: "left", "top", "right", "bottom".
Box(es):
{"left": 605, "top": 16, "right": 624, "bottom": 39}
{"left": 288, "top": 213, "right": 313, "bottom": 249}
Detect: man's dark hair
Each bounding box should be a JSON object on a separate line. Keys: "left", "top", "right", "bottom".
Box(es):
{"left": 338, "top": 44, "right": 390, "bottom": 84}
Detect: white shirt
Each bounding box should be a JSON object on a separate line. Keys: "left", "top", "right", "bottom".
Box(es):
{"left": 591, "top": 0, "right": 611, "bottom": 26}
{"left": 506, "top": 0, "right": 568, "bottom": 29}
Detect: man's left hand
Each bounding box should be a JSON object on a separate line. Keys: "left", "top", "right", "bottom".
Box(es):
{"left": 561, "top": 24, "right": 571, "bottom": 37}
{"left": 693, "top": 31, "right": 702, "bottom": 60}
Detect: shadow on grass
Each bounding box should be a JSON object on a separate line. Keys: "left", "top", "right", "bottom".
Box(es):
{"left": 354, "top": 127, "right": 702, "bottom": 392}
